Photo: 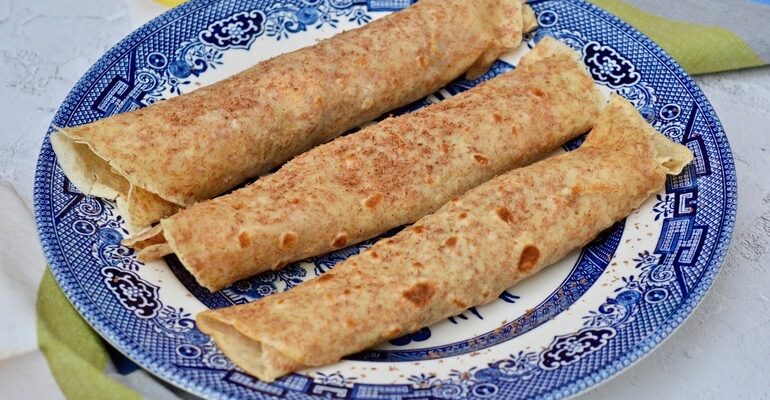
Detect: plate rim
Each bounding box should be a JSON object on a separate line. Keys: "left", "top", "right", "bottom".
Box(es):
{"left": 33, "top": 0, "right": 738, "bottom": 399}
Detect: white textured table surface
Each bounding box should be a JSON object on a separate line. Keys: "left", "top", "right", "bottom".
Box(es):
{"left": 1, "top": 1, "right": 769, "bottom": 399}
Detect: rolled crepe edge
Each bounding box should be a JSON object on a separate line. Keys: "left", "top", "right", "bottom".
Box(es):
{"left": 466, "top": 3, "right": 538, "bottom": 80}
{"left": 197, "top": 310, "right": 305, "bottom": 382}
{"left": 466, "top": 0, "right": 526, "bottom": 79}
{"left": 583, "top": 94, "right": 694, "bottom": 173}
{"left": 51, "top": 128, "right": 181, "bottom": 228}
{"left": 126, "top": 185, "right": 181, "bottom": 228}
{"left": 123, "top": 220, "right": 216, "bottom": 289}
{"left": 163, "top": 218, "right": 215, "bottom": 290}
{"left": 122, "top": 224, "right": 173, "bottom": 260}
{"left": 652, "top": 133, "right": 694, "bottom": 175}
{"left": 124, "top": 194, "right": 277, "bottom": 291}
{"left": 50, "top": 129, "right": 126, "bottom": 201}
{"left": 522, "top": 4, "right": 538, "bottom": 33}
{"left": 520, "top": 36, "right": 579, "bottom": 67}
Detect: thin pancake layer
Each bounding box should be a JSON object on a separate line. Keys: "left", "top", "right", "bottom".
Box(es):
{"left": 51, "top": 0, "right": 533, "bottom": 228}
{"left": 197, "top": 95, "right": 693, "bottom": 381}
{"left": 130, "top": 38, "right": 604, "bottom": 291}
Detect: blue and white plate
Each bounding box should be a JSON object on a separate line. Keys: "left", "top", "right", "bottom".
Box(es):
{"left": 34, "top": 0, "right": 736, "bottom": 399}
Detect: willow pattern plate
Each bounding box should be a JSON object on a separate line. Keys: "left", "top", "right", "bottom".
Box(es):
{"left": 34, "top": 1, "right": 736, "bottom": 399}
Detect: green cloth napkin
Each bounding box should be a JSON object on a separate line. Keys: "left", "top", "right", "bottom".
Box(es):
{"left": 590, "top": 0, "right": 768, "bottom": 74}
{"left": 33, "top": 0, "right": 769, "bottom": 398}
{"left": 37, "top": 270, "right": 139, "bottom": 400}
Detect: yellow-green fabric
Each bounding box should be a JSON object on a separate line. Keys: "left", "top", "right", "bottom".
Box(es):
{"left": 37, "top": 269, "right": 139, "bottom": 400}
{"left": 589, "top": 0, "right": 765, "bottom": 74}
{"left": 154, "top": 0, "right": 186, "bottom": 6}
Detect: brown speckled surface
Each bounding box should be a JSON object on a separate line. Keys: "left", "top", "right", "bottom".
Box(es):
{"left": 197, "top": 95, "right": 692, "bottom": 381}
{"left": 146, "top": 38, "right": 604, "bottom": 291}
{"left": 51, "top": 0, "right": 527, "bottom": 227}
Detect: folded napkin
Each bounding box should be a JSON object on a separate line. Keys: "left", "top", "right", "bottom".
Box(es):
{"left": 592, "top": 0, "right": 768, "bottom": 74}
{"left": 6, "top": 0, "right": 767, "bottom": 399}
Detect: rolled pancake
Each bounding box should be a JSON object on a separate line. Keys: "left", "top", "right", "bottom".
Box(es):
{"left": 129, "top": 38, "right": 605, "bottom": 291}
{"left": 197, "top": 95, "right": 694, "bottom": 381}
{"left": 523, "top": 2, "right": 538, "bottom": 32}
{"left": 51, "top": 0, "right": 534, "bottom": 228}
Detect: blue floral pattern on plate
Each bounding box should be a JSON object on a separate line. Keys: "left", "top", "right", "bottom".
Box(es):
{"left": 34, "top": 0, "right": 736, "bottom": 399}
